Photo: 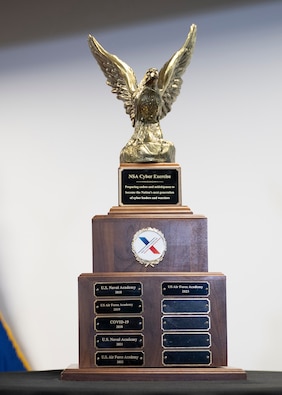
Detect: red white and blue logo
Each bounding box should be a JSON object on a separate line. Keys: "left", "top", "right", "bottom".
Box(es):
{"left": 132, "top": 227, "right": 167, "bottom": 267}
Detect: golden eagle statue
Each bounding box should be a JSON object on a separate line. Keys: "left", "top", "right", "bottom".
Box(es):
{"left": 88, "top": 24, "right": 197, "bottom": 163}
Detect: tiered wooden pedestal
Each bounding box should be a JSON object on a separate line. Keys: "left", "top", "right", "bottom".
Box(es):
{"left": 62, "top": 205, "right": 246, "bottom": 380}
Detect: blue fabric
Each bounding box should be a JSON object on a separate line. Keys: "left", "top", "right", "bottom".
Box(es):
{"left": 0, "top": 316, "right": 26, "bottom": 372}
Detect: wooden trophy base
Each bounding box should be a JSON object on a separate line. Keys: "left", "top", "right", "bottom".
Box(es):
{"left": 61, "top": 365, "right": 247, "bottom": 381}
{"left": 61, "top": 161, "right": 246, "bottom": 381}
{"left": 62, "top": 271, "right": 246, "bottom": 382}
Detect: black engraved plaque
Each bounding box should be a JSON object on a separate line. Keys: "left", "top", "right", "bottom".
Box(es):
{"left": 95, "top": 334, "right": 144, "bottom": 349}
{"left": 96, "top": 352, "right": 144, "bottom": 366}
{"left": 95, "top": 317, "right": 143, "bottom": 331}
{"left": 162, "top": 299, "right": 210, "bottom": 314}
{"left": 95, "top": 300, "right": 143, "bottom": 314}
{"left": 163, "top": 350, "right": 211, "bottom": 366}
{"left": 120, "top": 168, "right": 180, "bottom": 205}
{"left": 162, "top": 316, "right": 210, "bottom": 331}
{"left": 162, "top": 282, "right": 209, "bottom": 296}
{"left": 162, "top": 333, "right": 211, "bottom": 348}
{"left": 94, "top": 283, "right": 142, "bottom": 297}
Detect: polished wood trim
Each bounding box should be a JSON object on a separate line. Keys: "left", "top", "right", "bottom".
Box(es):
{"left": 108, "top": 205, "right": 193, "bottom": 216}
{"left": 61, "top": 365, "right": 247, "bottom": 381}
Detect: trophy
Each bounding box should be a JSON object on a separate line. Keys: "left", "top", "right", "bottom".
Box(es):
{"left": 62, "top": 24, "right": 246, "bottom": 381}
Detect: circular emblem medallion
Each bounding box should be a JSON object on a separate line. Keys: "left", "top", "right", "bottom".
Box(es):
{"left": 132, "top": 227, "right": 167, "bottom": 267}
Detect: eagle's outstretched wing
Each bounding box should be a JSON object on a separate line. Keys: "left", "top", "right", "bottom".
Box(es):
{"left": 88, "top": 35, "right": 138, "bottom": 125}
{"left": 158, "top": 24, "right": 197, "bottom": 119}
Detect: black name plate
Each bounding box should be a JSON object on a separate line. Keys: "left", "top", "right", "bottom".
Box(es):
{"left": 95, "top": 317, "right": 143, "bottom": 331}
{"left": 162, "top": 282, "right": 209, "bottom": 296}
{"left": 95, "top": 334, "right": 143, "bottom": 349}
{"left": 162, "top": 299, "right": 210, "bottom": 314}
{"left": 163, "top": 350, "right": 211, "bottom": 366}
{"left": 120, "top": 167, "right": 180, "bottom": 205}
{"left": 163, "top": 333, "right": 211, "bottom": 348}
{"left": 96, "top": 352, "right": 144, "bottom": 366}
{"left": 162, "top": 316, "right": 210, "bottom": 331}
{"left": 95, "top": 300, "right": 143, "bottom": 314}
{"left": 94, "top": 283, "right": 142, "bottom": 297}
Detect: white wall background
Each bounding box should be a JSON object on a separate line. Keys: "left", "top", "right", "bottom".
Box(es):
{"left": 1, "top": 1, "right": 282, "bottom": 371}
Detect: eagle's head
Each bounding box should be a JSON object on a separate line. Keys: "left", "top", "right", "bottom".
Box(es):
{"left": 143, "top": 68, "right": 159, "bottom": 87}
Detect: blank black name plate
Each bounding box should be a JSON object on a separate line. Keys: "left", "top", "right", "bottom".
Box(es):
{"left": 162, "top": 333, "right": 211, "bottom": 348}
{"left": 163, "top": 350, "right": 211, "bottom": 366}
{"left": 162, "top": 316, "right": 210, "bottom": 331}
{"left": 162, "top": 299, "right": 210, "bottom": 314}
